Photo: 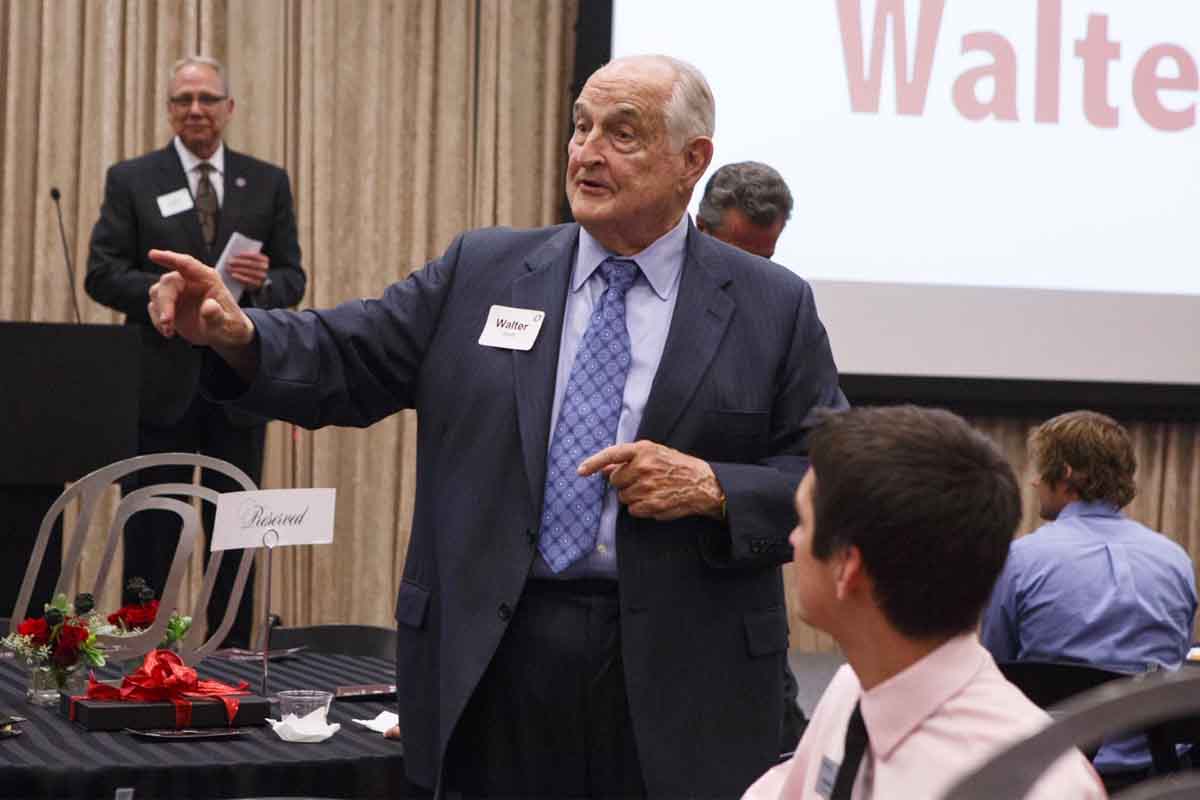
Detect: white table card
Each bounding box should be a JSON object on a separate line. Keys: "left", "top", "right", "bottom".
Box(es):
{"left": 212, "top": 489, "right": 336, "bottom": 551}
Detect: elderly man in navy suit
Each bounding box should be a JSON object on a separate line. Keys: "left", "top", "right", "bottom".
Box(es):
{"left": 146, "top": 54, "right": 846, "bottom": 798}
{"left": 85, "top": 56, "right": 305, "bottom": 649}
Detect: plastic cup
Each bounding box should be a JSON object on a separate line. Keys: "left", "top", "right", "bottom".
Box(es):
{"left": 277, "top": 689, "right": 333, "bottom": 721}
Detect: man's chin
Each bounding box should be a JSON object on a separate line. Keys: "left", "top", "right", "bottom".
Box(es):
{"left": 567, "top": 201, "right": 610, "bottom": 228}
{"left": 181, "top": 134, "right": 217, "bottom": 155}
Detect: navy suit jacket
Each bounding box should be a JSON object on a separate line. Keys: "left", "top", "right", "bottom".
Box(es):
{"left": 86, "top": 143, "right": 305, "bottom": 426}
{"left": 215, "top": 221, "right": 846, "bottom": 796}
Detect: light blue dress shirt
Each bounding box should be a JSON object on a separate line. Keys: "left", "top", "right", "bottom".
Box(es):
{"left": 981, "top": 500, "right": 1198, "bottom": 773}
{"left": 530, "top": 214, "right": 687, "bottom": 579}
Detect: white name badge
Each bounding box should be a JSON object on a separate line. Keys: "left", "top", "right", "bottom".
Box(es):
{"left": 478, "top": 305, "right": 546, "bottom": 351}
{"left": 156, "top": 187, "right": 194, "bottom": 218}
{"left": 815, "top": 756, "right": 839, "bottom": 798}
{"left": 211, "top": 488, "right": 336, "bottom": 551}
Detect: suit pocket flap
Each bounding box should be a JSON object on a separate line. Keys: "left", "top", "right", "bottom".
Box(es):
{"left": 743, "top": 606, "right": 789, "bottom": 657}
{"left": 394, "top": 580, "right": 430, "bottom": 629}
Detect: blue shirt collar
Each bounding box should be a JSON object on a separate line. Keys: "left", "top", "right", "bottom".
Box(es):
{"left": 1058, "top": 499, "right": 1123, "bottom": 520}
{"left": 573, "top": 213, "right": 688, "bottom": 300}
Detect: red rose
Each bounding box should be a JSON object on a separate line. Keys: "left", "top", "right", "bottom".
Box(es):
{"left": 108, "top": 599, "right": 159, "bottom": 629}
{"left": 52, "top": 622, "right": 88, "bottom": 667}
{"left": 17, "top": 616, "right": 49, "bottom": 646}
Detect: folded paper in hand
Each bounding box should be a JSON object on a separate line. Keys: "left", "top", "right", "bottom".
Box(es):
{"left": 268, "top": 708, "right": 340, "bottom": 743}
{"left": 214, "top": 232, "right": 263, "bottom": 302}
{"left": 353, "top": 710, "right": 399, "bottom": 734}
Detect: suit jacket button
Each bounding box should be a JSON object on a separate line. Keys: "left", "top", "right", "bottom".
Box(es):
{"left": 498, "top": 603, "right": 513, "bottom": 621}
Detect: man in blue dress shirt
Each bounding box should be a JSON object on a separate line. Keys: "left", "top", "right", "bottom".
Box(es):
{"left": 981, "top": 410, "right": 1197, "bottom": 786}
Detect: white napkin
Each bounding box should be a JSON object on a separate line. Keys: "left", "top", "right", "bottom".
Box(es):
{"left": 353, "top": 710, "right": 399, "bottom": 734}
{"left": 268, "top": 708, "right": 341, "bottom": 742}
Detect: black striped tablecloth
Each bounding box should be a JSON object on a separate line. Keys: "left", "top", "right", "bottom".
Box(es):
{"left": 0, "top": 651, "right": 427, "bottom": 800}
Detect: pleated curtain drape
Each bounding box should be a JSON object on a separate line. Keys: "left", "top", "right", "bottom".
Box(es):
{"left": 0, "top": 0, "right": 577, "bottom": 635}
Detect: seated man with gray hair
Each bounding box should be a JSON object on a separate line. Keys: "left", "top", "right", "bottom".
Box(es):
{"left": 697, "top": 161, "right": 793, "bottom": 259}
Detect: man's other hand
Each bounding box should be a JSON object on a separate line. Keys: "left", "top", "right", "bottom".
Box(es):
{"left": 227, "top": 251, "right": 270, "bottom": 290}
{"left": 579, "top": 440, "right": 726, "bottom": 521}
{"left": 147, "top": 249, "right": 255, "bottom": 348}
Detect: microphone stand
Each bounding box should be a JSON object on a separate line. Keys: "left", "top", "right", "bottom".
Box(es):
{"left": 49, "top": 187, "right": 83, "bottom": 324}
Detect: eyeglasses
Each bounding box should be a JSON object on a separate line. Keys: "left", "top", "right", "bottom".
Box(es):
{"left": 168, "top": 93, "right": 228, "bottom": 110}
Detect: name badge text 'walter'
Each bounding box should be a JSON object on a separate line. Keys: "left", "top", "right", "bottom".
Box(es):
{"left": 478, "top": 305, "right": 546, "bottom": 351}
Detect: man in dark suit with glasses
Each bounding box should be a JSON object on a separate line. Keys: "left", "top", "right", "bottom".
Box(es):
{"left": 85, "top": 55, "right": 306, "bottom": 648}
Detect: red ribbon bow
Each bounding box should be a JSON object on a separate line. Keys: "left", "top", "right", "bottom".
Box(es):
{"left": 80, "top": 649, "right": 249, "bottom": 728}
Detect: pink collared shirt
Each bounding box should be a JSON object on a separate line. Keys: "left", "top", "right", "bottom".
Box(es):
{"left": 743, "top": 634, "right": 1105, "bottom": 799}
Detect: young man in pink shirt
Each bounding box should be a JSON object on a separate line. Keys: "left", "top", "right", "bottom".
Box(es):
{"left": 744, "top": 406, "right": 1105, "bottom": 800}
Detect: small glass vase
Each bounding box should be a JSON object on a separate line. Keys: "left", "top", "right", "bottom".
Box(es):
{"left": 26, "top": 662, "right": 86, "bottom": 706}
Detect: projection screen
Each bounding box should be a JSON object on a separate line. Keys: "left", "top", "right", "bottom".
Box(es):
{"left": 611, "top": 0, "right": 1199, "bottom": 387}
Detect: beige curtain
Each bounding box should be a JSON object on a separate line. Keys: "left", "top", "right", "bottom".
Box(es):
{"left": 788, "top": 418, "right": 1200, "bottom": 652}
{"left": 0, "top": 0, "right": 577, "bottom": 633}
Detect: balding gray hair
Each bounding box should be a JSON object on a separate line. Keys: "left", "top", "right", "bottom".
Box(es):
{"left": 697, "top": 161, "right": 793, "bottom": 230}
{"left": 658, "top": 56, "right": 715, "bottom": 150}
{"left": 606, "top": 54, "right": 715, "bottom": 150}
{"left": 168, "top": 56, "right": 231, "bottom": 97}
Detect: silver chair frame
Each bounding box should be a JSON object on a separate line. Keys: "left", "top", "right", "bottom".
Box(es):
{"left": 7, "top": 453, "right": 257, "bottom": 665}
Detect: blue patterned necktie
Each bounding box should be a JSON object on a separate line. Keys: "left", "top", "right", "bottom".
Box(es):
{"left": 538, "top": 257, "right": 640, "bottom": 573}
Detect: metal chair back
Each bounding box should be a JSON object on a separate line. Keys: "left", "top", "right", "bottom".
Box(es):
{"left": 8, "top": 453, "right": 256, "bottom": 664}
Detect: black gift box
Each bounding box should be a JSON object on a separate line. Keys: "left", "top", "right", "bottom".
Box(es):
{"left": 60, "top": 690, "right": 270, "bottom": 731}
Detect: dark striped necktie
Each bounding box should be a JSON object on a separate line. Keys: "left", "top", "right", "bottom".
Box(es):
{"left": 195, "top": 162, "right": 218, "bottom": 250}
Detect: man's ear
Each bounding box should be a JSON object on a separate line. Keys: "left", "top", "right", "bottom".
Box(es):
{"left": 833, "top": 544, "right": 866, "bottom": 602}
{"left": 679, "top": 136, "right": 713, "bottom": 193}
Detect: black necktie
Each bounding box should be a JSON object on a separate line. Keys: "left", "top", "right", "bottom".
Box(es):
{"left": 195, "top": 162, "right": 218, "bottom": 250}
{"left": 831, "top": 701, "right": 869, "bottom": 800}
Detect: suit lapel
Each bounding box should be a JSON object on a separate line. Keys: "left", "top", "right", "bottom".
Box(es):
{"left": 636, "top": 222, "right": 734, "bottom": 444}
{"left": 214, "top": 148, "right": 245, "bottom": 254}
{"left": 512, "top": 225, "right": 578, "bottom": 518}
{"left": 154, "top": 144, "right": 209, "bottom": 258}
